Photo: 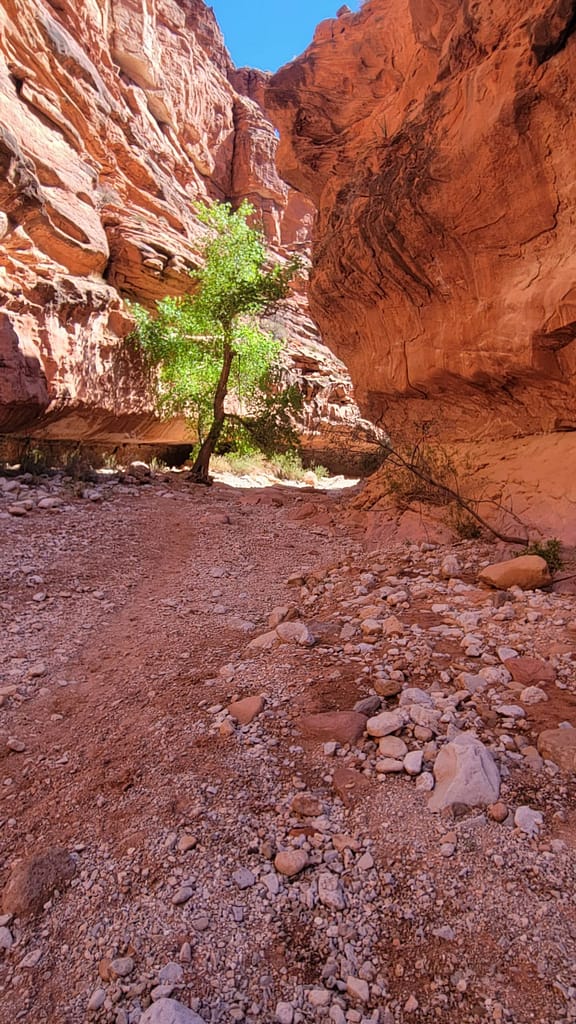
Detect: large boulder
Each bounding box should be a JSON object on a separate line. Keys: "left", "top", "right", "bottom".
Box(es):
{"left": 428, "top": 734, "right": 500, "bottom": 812}
{"left": 478, "top": 556, "right": 551, "bottom": 591}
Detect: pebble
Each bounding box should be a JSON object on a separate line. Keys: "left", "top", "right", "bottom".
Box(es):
{"left": 110, "top": 956, "right": 135, "bottom": 978}
{"left": 87, "top": 989, "right": 106, "bottom": 1011}
{"left": 172, "top": 886, "right": 194, "bottom": 905}
{"left": 275, "top": 1002, "right": 294, "bottom": 1024}
{"left": 487, "top": 802, "right": 509, "bottom": 823}
{"left": 346, "top": 976, "right": 369, "bottom": 1003}
{"left": 6, "top": 738, "right": 26, "bottom": 753}
{"left": 274, "top": 850, "right": 309, "bottom": 877}
{"left": 19, "top": 948, "right": 43, "bottom": 968}
{"left": 232, "top": 867, "right": 256, "bottom": 889}
{"left": 403, "top": 750, "right": 423, "bottom": 775}
{"left": 159, "top": 962, "right": 184, "bottom": 984}
{"left": 178, "top": 835, "right": 198, "bottom": 853}
{"left": 318, "top": 872, "right": 346, "bottom": 910}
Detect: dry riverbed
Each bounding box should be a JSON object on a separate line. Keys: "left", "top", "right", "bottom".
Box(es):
{"left": 0, "top": 468, "right": 575, "bottom": 1024}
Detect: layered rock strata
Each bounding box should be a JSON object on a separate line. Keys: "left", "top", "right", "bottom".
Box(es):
{"left": 0, "top": 0, "right": 340, "bottom": 448}
{"left": 267, "top": 0, "right": 576, "bottom": 442}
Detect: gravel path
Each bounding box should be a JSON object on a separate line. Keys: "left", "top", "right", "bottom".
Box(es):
{"left": 0, "top": 470, "right": 575, "bottom": 1024}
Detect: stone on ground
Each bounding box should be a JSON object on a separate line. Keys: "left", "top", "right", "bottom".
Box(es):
{"left": 366, "top": 709, "right": 405, "bottom": 738}
{"left": 275, "top": 621, "right": 315, "bottom": 646}
{"left": 140, "top": 998, "right": 207, "bottom": 1024}
{"left": 298, "top": 711, "right": 366, "bottom": 744}
{"left": 428, "top": 734, "right": 500, "bottom": 811}
{"left": 227, "top": 695, "right": 265, "bottom": 725}
{"left": 478, "top": 555, "right": 551, "bottom": 590}
{"left": 504, "top": 656, "right": 556, "bottom": 684}
{"left": 2, "top": 848, "right": 76, "bottom": 917}
{"left": 274, "top": 849, "right": 309, "bottom": 877}
{"left": 537, "top": 727, "right": 576, "bottom": 770}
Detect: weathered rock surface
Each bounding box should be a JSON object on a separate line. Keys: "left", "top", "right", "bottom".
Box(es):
{"left": 140, "top": 999, "right": 207, "bottom": 1024}
{"left": 298, "top": 711, "right": 367, "bottom": 745}
{"left": 478, "top": 556, "right": 551, "bottom": 591}
{"left": 0, "top": 0, "right": 377, "bottom": 469}
{"left": 428, "top": 735, "right": 501, "bottom": 812}
{"left": 268, "top": 0, "right": 576, "bottom": 443}
{"left": 2, "top": 848, "right": 76, "bottom": 917}
{"left": 537, "top": 727, "right": 576, "bottom": 770}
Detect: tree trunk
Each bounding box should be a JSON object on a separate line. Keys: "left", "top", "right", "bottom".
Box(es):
{"left": 189, "top": 339, "right": 234, "bottom": 484}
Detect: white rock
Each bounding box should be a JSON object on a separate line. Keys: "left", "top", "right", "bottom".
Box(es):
{"left": 232, "top": 867, "right": 255, "bottom": 889}
{"left": 514, "top": 805, "right": 544, "bottom": 838}
{"left": 399, "top": 687, "right": 432, "bottom": 707}
{"left": 140, "top": 999, "right": 207, "bottom": 1024}
{"left": 159, "top": 963, "right": 184, "bottom": 984}
{"left": 378, "top": 736, "right": 408, "bottom": 759}
{"left": 497, "top": 646, "right": 518, "bottom": 662}
{"left": 457, "top": 672, "right": 487, "bottom": 694}
{"left": 416, "top": 772, "right": 435, "bottom": 792}
{"left": 172, "top": 886, "right": 193, "bottom": 905}
{"left": 275, "top": 621, "right": 315, "bottom": 646}
{"left": 404, "top": 750, "right": 423, "bottom": 775}
{"left": 308, "top": 989, "right": 331, "bottom": 1007}
{"left": 366, "top": 710, "right": 405, "bottom": 738}
{"left": 87, "top": 989, "right": 106, "bottom": 1011}
{"left": 494, "top": 705, "right": 525, "bottom": 718}
{"left": 428, "top": 734, "right": 500, "bottom": 811}
{"left": 38, "top": 497, "right": 62, "bottom": 509}
{"left": 376, "top": 757, "right": 404, "bottom": 773}
{"left": 480, "top": 666, "right": 512, "bottom": 686}
{"left": 346, "top": 976, "right": 369, "bottom": 1002}
{"left": 317, "top": 872, "right": 346, "bottom": 910}
{"left": 0, "top": 927, "right": 13, "bottom": 950}
{"left": 247, "top": 630, "right": 279, "bottom": 651}
{"left": 275, "top": 1002, "right": 294, "bottom": 1024}
{"left": 520, "top": 686, "right": 548, "bottom": 705}
{"left": 441, "top": 555, "right": 461, "bottom": 578}
{"left": 408, "top": 705, "right": 441, "bottom": 732}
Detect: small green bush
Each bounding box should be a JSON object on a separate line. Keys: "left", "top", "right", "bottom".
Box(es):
{"left": 521, "top": 538, "right": 563, "bottom": 573}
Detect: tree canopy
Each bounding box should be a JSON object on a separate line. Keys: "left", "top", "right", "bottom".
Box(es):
{"left": 132, "top": 200, "right": 301, "bottom": 482}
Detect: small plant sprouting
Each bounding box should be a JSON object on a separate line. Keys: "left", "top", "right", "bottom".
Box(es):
{"left": 521, "top": 538, "right": 563, "bottom": 573}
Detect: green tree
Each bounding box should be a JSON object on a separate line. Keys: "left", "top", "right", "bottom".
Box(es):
{"left": 132, "top": 200, "right": 301, "bottom": 483}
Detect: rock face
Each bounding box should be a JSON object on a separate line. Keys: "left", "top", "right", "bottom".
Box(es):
{"left": 0, "top": 0, "right": 351, "bottom": 450}
{"left": 267, "top": 1, "right": 576, "bottom": 442}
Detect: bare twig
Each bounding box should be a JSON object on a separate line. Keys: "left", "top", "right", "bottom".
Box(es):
{"left": 383, "top": 445, "right": 529, "bottom": 547}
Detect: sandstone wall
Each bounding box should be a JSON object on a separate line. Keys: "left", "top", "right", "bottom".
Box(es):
{"left": 267, "top": 0, "right": 576, "bottom": 442}
{"left": 0, "top": 0, "right": 317, "bottom": 441}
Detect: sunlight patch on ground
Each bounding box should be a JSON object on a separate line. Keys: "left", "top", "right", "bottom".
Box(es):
{"left": 212, "top": 470, "right": 360, "bottom": 490}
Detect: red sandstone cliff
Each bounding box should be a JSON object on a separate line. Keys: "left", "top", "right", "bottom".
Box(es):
{"left": 267, "top": 0, "right": 576, "bottom": 443}
{"left": 0, "top": 0, "right": 321, "bottom": 442}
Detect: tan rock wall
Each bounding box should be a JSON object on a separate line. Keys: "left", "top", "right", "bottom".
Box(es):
{"left": 0, "top": 0, "right": 316, "bottom": 440}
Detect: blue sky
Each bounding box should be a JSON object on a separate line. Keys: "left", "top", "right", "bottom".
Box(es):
{"left": 211, "top": 1, "right": 361, "bottom": 72}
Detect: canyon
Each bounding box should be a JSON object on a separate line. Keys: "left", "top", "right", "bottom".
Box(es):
{"left": 2, "top": 4, "right": 576, "bottom": 1022}
{"left": 0, "top": 0, "right": 375, "bottom": 468}
{"left": 0, "top": 0, "right": 575, "bottom": 532}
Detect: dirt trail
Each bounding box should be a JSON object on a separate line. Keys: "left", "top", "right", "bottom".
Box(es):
{"left": 0, "top": 482, "right": 349, "bottom": 852}
{"left": 1, "top": 475, "right": 575, "bottom": 1024}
